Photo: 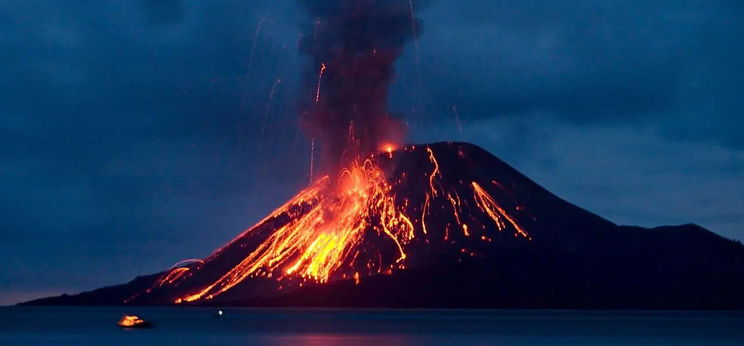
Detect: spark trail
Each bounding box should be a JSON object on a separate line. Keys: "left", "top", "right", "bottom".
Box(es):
{"left": 309, "top": 138, "right": 316, "bottom": 183}
{"left": 246, "top": 17, "right": 267, "bottom": 77}
{"left": 257, "top": 79, "right": 283, "bottom": 156}
{"left": 314, "top": 63, "right": 326, "bottom": 103}
{"left": 451, "top": 105, "right": 463, "bottom": 133}
{"left": 409, "top": 0, "right": 422, "bottom": 86}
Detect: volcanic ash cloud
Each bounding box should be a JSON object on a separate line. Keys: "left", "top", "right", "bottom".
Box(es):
{"left": 297, "top": 0, "right": 429, "bottom": 171}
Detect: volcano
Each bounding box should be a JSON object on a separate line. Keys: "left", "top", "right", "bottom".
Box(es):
{"left": 23, "top": 142, "right": 744, "bottom": 309}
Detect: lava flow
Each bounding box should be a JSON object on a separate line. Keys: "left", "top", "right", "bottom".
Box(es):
{"left": 136, "top": 143, "right": 532, "bottom": 305}
{"left": 126, "top": 1, "right": 532, "bottom": 305}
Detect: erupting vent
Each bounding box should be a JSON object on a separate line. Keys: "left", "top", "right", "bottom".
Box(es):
{"left": 127, "top": 142, "right": 534, "bottom": 304}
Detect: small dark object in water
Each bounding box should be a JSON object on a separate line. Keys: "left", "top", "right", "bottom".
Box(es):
{"left": 117, "top": 315, "right": 153, "bottom": 329}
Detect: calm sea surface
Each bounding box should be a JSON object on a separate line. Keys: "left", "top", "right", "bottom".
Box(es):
{"left": 1, "top": 307, "right": 743, "bottom": 345}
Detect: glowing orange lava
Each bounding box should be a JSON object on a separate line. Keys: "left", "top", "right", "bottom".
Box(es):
{"left": 176, "top": 158, "right": 413, "bottom": 303}
{"left": 380, "top": 142, "right": 397, "bottom": 158}
{"left": 161, "top": 145, "right": 531, "bottom": 304}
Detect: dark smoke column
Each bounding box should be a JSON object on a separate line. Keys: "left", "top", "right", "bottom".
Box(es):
{"left": 297, "top": 0, "right": 427, "bottom": 172}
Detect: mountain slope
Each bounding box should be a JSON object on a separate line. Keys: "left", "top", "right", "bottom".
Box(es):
{"left": 22, "top": 142, "right": 744, "bottom": 308}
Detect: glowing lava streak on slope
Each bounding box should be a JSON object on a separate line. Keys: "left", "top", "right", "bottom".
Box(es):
{"left": 177, "top": 158, "right": 414, "bottom": 303}
{"left": 169, "top": 146, "right": 531, "bottom": 304}
{"left": 472, "top": 182, "right": 531, "bottom": 240}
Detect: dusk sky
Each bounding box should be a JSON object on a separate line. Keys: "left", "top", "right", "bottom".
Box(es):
{"left": 1, "top": 0, "right": 743, "bottom": 305}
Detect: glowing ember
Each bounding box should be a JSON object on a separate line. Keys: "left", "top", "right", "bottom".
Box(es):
{"left": 380, "top": 142, "right": 397, "bottom": 158}
{"left": 153, "top": 145, "right": 532, "bottom": 304}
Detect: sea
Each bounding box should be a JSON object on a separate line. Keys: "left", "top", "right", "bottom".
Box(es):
{"left": 1, "top": 307, "right": 743, "bottom": 345}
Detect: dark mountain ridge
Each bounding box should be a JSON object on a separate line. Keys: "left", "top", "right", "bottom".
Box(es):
{"left": 22, "top": 142, "right": 744, "bottom": 309}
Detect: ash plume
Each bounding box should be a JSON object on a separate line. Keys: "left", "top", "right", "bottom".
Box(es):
{"left": 297, "top": 0, "right": 429, "bottom": 171}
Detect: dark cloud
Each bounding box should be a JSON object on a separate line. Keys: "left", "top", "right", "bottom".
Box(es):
{"left": 391, "top": 0, "right": 743, "bottom": 147}
{"left": 140, "top": 0, "right": 186, "bottom": 26}
{"left": 0, "top": 0, "right": 308, "bottom": 300}
{"left": 664, "top": 0, "right": 744, "bottom": 148}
